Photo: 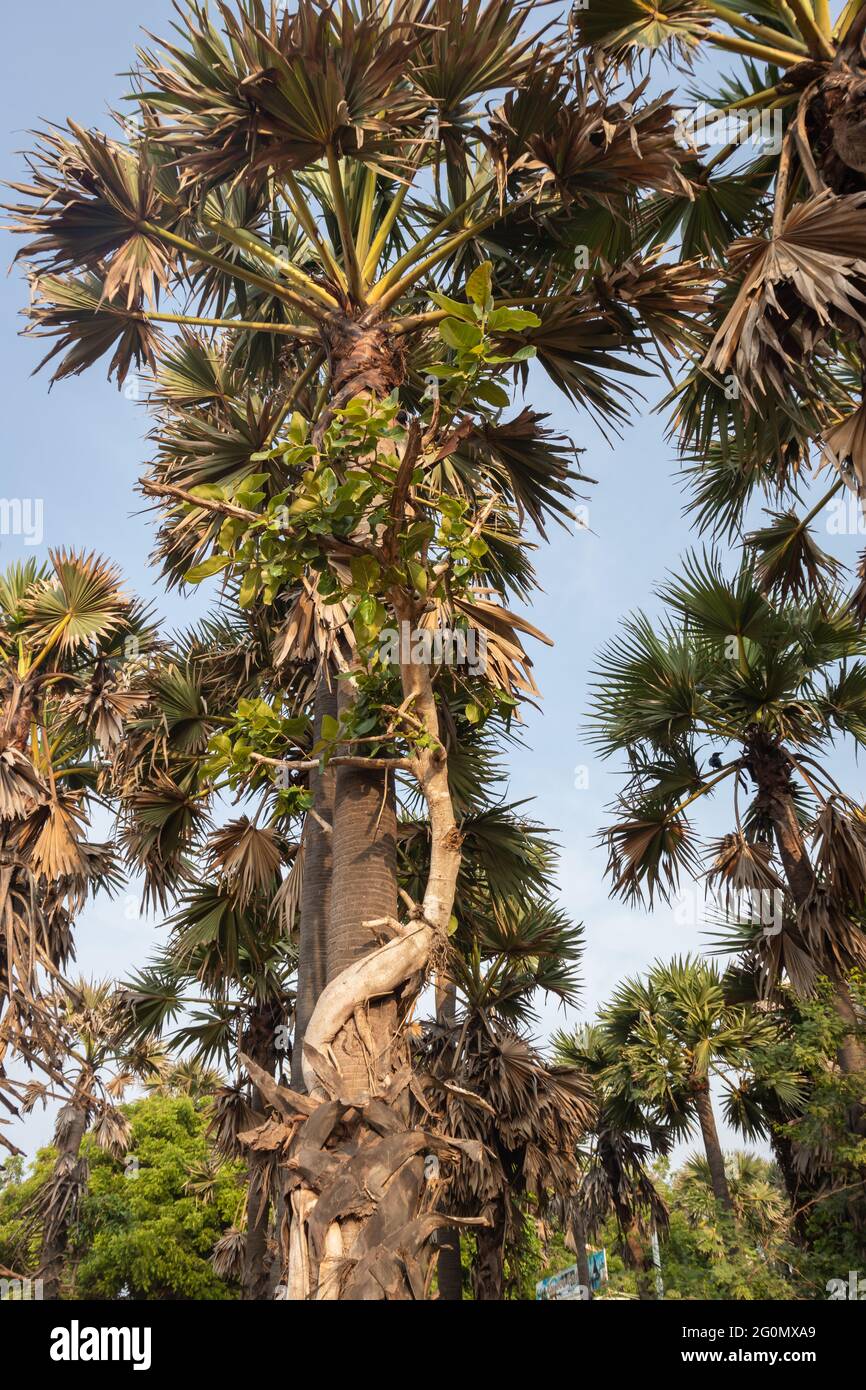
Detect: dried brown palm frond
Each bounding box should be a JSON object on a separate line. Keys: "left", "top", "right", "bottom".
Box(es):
{"left": 0, "top": 749, "right": 48, "bottom": 820}
{"left": 271, "top": 574, "right": 356, "bottom": 678}
{"left": 271, "top": 839, "right": 304, "bottom": 936}
{"left": 705, "top": 831, "right": 785, "bottom": 907}
{"left": 211, "top": 1226, "right": 246, "bottom": 1281}
{"left": 417, "top": 1017, "right": 595, "bottom": 1240}
{"left": 5, "top": 122, "right": 173, "bottom": 305}
{"left": 62, "top": 672, "right": 148, "bottom": 755}
{"left": 15, "top": 791, "right": 96, "bottom": 890}
{"left": 594, "top": 252, "right": 713, "bottom": 360}
{"left": 208, "top": 1081, "right": 264, "bottom": 1160}
{"left": 444, "top": 593, "right": 549, "bottom": 701}
{"left": 703, "top": 191, "right": 866, "bottom": 407}
{"left": 490, "top": 66, "right": 689, "bottom": 211}
{"left": 30, "top": 1152, "right": 90, "bottom": 1240}
{"left": 819, "top": 398, "right": 866, "bottom": 502}
{"left": 208, "top": 817, "right": 289, "bottom": 906}
{"left": 812, "top": 798, "right": 866, "bottom": 907}
{"left": 797, "top": 886, "right": 866, "bottom": 979}
{"left": 91, "top": 1105, "right": 132, "bottom": 1159}
{"left": 25, "top": 273, "right": 161, "bottom": 387}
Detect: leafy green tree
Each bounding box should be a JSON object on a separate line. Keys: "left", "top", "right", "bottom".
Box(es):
{"left": 0, "top": 1094, "right": 241, "bottom": 1300}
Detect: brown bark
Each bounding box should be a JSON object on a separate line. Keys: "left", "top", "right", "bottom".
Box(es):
{"left": 623, "top": 1220, "right": 654, "bottom": 1300}
{"left": 692, "top": 1081, "right": 733, "bottom": 1212}
{"left": 291, "top": 678, "right": 336, "bottom": 1090}
{"left": 571, "top": 1209, "right": 592, "bottom": 1300}
{"left": 327, "top": 683, "right": 399, "bottom": 1095}
{"left": 472, "top": 1203, "right": 506, "bottom": 1301}
{"left": 435, "top": 981, "right": 463, "bottom": 1299}
{"left": 436, "top": 1226, "right": 463, "bottom": 1300}
{"left": 241, "top": 1015, "right": 274, "bottom": 1300}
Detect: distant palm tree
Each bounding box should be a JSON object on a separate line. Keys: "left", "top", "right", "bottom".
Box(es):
{"left": 599, "top": 958, "right": 777, "bottom": 1211}
{"left": 591, "top": 552, "right": 866, "bottom": 1076}
{"left": 0, "top": 553, "right": 152, "bottom": 1147}
{"left": 676, "top": 1149, "right": 790, "bottom": 1244}
{"left": 418, "top": 895, "right": 591, "bottom": 1300}
{"left": 13, "top": 979, "right": 161, "bottom": 1299}
{"left": 555, "top": 1023, "right": 670, "bottom": 1300}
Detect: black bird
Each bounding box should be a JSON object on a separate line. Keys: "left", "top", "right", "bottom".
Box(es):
{"left": 708, "top": 752, "right": 724, "bottom": 771}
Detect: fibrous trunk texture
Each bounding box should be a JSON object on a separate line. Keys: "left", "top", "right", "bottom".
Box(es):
{"left": 291, "top": 678, "right": 337, "bottom": 1090}
{"left": 39, "top": 1086, "right": 89, "bottom": 1300}
{"left": 571, "top": 1210, "right": 592, "bottom": 1300}
{"left": 327, "top": 683, "right": 399, "bottom": 1095}
{"left": 471, "top": 1201, "right": 506, "bottom": 1301}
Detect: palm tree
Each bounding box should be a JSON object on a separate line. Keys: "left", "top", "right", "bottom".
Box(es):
{"left": 591, "top": 550, "right": 866, "bottom": 1077}
{"left": 0, "top": 552, "right": 152, "bottom": 1111}
{"left": 554, "top": 1023, "right": 670, "bottom": 1301}
{"left": 416, "top": 892, "right": 592, "bottom": 1300}
{"left": 675, "top": 1150, "right": 791, "bottom": 1247}
{"left": 6, "top": 1, "right": 708, "bottom": 1296}
{"left": 599, "top": 957, "right": 777, "bottom": 1211}
{"left": 573, "top": 5, "right": 866, "bottom": 699}
{"left": 11, "top": 979, "right": 160, "bottom": 1299}
{"left": 112, "top": 614, "right": 299, "bottom": 1301}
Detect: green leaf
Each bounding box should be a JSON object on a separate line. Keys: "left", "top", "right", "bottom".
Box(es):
{"left": 465, "top": 261, "right": 493, "bottom": 310}
{"left": 321, "top": 714, "right": 340, "bottom": 742}
{"left": 475, "top": 381, "right": 510, "bottom": 409}
{"left": 407, "top": 559, "right": 428, "bottom": 595}
{"left": 428, "top": 291, "right": 476, "bottom": 323}
{"left": 488, "top": 307, "right": 541, "bottom": 332}
{"left": 184, "top": 556, "right": 232, "bottom": 584}
{"left": 440, "top": 318, "right": 482, "bottom": 351}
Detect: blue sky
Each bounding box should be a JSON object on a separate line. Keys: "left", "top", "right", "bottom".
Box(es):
{"left": 1, "top": 1, "right": 862, "bottom": 1161}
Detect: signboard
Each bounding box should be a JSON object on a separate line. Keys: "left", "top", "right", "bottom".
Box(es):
{"left": 535, "top": 1250, "right": 608, "bottom": 1301}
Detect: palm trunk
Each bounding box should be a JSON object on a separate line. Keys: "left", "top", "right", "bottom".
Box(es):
{"left": 243, "top": 1150, "right": 271, "bottom": 1300}
{"left": 472, "top": 1202, "right": 507, "bottom": 1301}
{"left": 571, "top": 1209, "right": 592, "bottom": 1300}
{"left": 291, "top": 678, "right": 336, "bottom": 1091}
{"left": 436, "top": 1227, "right": 463, "bottom": 1300}
{"left": 327, "top": 682, "right": 399, "bottom": 1094}
{"left": 623, "top": 1220, "right": 654, "bottom": 1300}
{"left": 40, "top": 1082, "right": 89, "bottom": 1300}
{"left": 435, "top": 980, "right": 463, "bottom": 1300}
{"left": 254, "top": 345, "right": 464, "bottom": 1301}
{"left": 692, "top": 1081, "right": 733, "bottom": 1211}
{"left": 242, "top": 1006, "right": 280, "bottom": 1300}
